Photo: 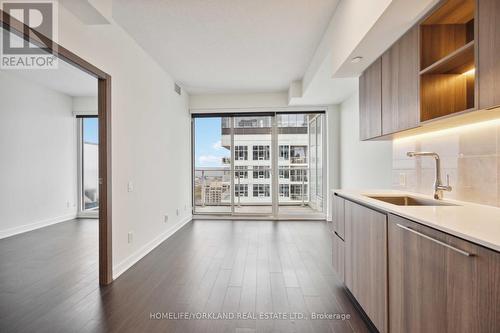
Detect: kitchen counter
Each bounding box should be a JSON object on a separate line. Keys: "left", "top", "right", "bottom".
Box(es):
{"left": 332, "top": 189, "right": 500, "bottom": 252}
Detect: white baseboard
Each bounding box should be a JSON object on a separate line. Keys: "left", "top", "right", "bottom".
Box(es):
{"left": 0, "top": 212, "right": 78, "bottom": 239}
{"left": 112, "top": 215, "right": 193, "bottom": 280}
{"left": 77, "top": 210, "right": 99, "bottom": 219}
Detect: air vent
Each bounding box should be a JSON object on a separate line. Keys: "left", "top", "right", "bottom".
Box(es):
{"left": 174, "top": 83, "right": 182, "bottom": 95}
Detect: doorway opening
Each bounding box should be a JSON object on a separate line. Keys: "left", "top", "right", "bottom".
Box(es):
{"left": 192, "top": 112, "right": 326, "bottom": 219}
{"left": 0, "top": 10, "right": 112, "bottom": 284}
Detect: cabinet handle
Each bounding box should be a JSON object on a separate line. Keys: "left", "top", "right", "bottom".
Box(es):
{"left": 395, "top": 223, "right": 473, "bottom": 257}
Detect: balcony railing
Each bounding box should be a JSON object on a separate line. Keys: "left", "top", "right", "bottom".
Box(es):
{"left": 194, "top": 167, "right": 310, "bottom": 209}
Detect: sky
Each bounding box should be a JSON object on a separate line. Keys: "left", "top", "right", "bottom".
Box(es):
{"left": 194, "top": 117, "right": 229, "bottom": 168}
{"left": 83, "top": 118, "right": 98, "bottom": 144}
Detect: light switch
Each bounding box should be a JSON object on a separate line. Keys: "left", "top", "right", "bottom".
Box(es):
{"left": 127, "top": 181, "right": 134, "bottom": 192}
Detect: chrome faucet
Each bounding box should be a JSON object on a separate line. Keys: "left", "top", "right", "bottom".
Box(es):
{"left": 407, "top": 151, "right": 452, "bottom": 200}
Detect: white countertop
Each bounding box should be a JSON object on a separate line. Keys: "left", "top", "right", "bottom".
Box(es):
{"left": 332, "top": 189, "right": 500, "bottom": 252}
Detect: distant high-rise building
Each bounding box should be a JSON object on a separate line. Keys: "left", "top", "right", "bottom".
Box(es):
{"left": 219, "top": 114, "right": 310, "bottom": 205}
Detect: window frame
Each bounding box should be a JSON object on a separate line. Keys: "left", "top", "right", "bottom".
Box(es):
{"left": 290, "top": 145, "right": 307, "bottom": 164}
{"left": 234, "top": 145, "right": 248, "bottom": 161}
{"left": 253, "top": 184, "right": 270, "bottom": 197}
{"left": 279, "top": 145, "right": 289, "bottom": 161}
{"left": 279, "top": 184, "right": 290, "bottom": 198}
{"left": 253, "top": 165, "right": 270, "bottom": 179}
{"left": 290, "top": 184, "right": 307, "bottom": 200}
{"left": 234, "top": 165, "right": 248, "bottom": 179}
{"left": 235, "top": 184, "right": 248, "bottom": 197}
{"left": 252, "top": 145, "right": 270, "bottom": 161}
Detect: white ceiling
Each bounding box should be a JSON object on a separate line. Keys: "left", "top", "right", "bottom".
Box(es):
{"left": 2, "top": 59, "right": 97, "bottom": 97}
{"left": 112, "top": 0, "right": 340, "bottom": 94}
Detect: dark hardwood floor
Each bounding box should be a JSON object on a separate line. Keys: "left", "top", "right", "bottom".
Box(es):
{"left": 0, "top": 219, "right": 371, "bottom": 333}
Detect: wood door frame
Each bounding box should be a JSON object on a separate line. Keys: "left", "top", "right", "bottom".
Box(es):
{"left": 0, "top": 10, "right": 113, "bottom": 285}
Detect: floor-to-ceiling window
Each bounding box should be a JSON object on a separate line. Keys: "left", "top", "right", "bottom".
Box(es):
{"left": 192, "top": 112, "right": 325, "bottom": 218}
{"left": 81, "top": 117, "right": 99, "bottom": 212}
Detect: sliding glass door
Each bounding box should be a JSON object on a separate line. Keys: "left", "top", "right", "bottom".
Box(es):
{"left": 276, "top": 114, "right": 310, "bottom": 216}
{"left": 232, "top": 116, "right": 273, "bottom": 215}
{"left": 193, "top": 112, "right": 325, "bottom": 218}
{"left": 308, "top": 115, "right": 324, "bottom": 211}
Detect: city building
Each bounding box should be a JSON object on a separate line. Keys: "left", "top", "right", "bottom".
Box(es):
{"left": 223, "top": 114, "right": 310, "bottom": 204}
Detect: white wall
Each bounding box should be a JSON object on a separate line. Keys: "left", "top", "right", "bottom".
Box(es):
{"left": 0, "top": 71, "right": 78, "bottom": 238}
{"left": 73, "top": 96, "right": 98, "bottom": 115}
{"left": 55, "top": 5, "right": 192, "bottom": 277}
{"left": 339, "top": 90, "right": 392, "bottom": 189}
{"left": 189, "top": 92, "right": 289, "bottom": 112}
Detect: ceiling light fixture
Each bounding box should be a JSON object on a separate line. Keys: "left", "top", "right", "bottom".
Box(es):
{"left": 351, "top": 56, "right": 363, "bottom": 63}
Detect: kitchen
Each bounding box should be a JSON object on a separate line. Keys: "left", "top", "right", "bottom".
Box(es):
{"left": 330, "top": 0, "right": 500, "bottom": 332}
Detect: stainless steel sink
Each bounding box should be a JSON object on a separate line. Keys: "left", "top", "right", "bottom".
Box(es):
{"left": 365, "top": 195, "right": 458, "bottom": 206}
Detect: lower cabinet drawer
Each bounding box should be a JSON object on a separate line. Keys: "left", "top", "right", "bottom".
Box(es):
{"left": 332, "top": 231, "right": 345, "bottom": 283}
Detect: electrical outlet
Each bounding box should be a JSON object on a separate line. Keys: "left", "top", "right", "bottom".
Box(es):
{"left": 176, "top": 208, "right": 180, "bottom": 216}
{"left": 399, "top": 173, "right": 406, "bottom": 186}
{"left": 128, "top": 231, "right": 133, "bottom": 244}
{"left": 127, "top": 181, "right": 134, "bottom": 192}
{"left": 164, "top": 215, "right": 169, "bottom": 223}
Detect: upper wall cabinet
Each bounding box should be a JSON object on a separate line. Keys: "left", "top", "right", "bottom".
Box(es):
{"left": 478, "top": 0, "right": 500, "bottom": 110}
{"left": 419, "top": 0, "right": 477, "bottom": 122}
{"left": 360, "top": 26, "right": 420, "bottom": 140}
{"left": 359, "top": 0, "right": 500, "bottom": 140}
{"left": 381, "top": 26, "right": 420, "bottom": 135}
{"left": 359, "top": 58, "right": 382, "bottom": 140}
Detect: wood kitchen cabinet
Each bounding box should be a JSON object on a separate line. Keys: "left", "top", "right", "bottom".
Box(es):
{"left": 359, "top": 58, "right": 382, "bottom": 140}
{"left": 478, "top": 0, "right": 500, "bottom": 110}
{"left": 381, "top": 26, "right": 419, "bottom": 135}
{"left": 357, "top": 0, "right": 500, "bottom": 139}
{"left": 332, "top": 194, "right": 345, "bottom": 239}
{"left": 331, "top": 231, "right": 345, "bottom": 283}
{"left": 419, "top": 0, "right": 476, "bottom": 121}
{"left": 345, "top": 200, "right": 388, "bottom": 333}
{"left": 388, "top": 214, "right": 500, "bottom": 333}
{"left": 331, "top": 194, "right": 345, "bottom": 283}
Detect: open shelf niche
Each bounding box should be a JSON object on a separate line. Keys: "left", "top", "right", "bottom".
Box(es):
{"left": 420, "top": 0, "right": 476, "bottom": 122}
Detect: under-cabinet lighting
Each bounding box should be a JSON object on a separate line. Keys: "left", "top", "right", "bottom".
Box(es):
{"left": 394, "top": 117, "right": 500, "bottom": 143}
{"left": 462, "top": 68, "right": 475, "bottom": 76}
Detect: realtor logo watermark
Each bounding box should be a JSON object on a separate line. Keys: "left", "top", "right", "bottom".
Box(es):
{"left": 1, "top": 0, "right": 58, "bottom": 69}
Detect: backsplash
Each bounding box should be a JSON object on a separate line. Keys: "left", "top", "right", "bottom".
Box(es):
{"left": 392, "top": 120, "right": 500, "bottom": 207}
